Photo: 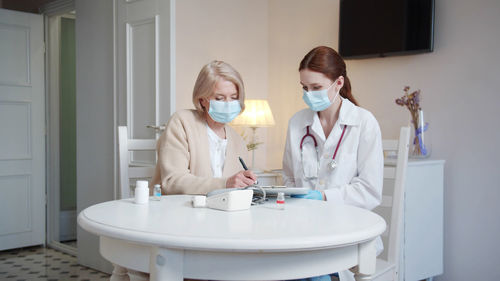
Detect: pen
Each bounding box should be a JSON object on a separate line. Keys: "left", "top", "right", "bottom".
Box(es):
{"left": 239, "top": 157, "right": 248, "bottom": 170}
{"left": 239, "top": 157, "right": 258, "bottom": 185}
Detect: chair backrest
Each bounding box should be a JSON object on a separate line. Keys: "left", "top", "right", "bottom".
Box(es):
{"left": 118, "top": 126, "right": 157, "bottom": 199}
{"left": 375, "top": 126, "right": 410, "bottom": 267}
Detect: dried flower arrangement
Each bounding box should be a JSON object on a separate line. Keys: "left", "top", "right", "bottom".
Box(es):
{"left": 395, "top": 86, "right": 429, "bottom": 157}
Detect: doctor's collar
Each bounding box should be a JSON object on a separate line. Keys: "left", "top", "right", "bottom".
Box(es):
{"left": 337, "top": 97, "right": 360, "bottom": 126}
{"left": 301, "top": 97, "right": 360, "bottom": 129}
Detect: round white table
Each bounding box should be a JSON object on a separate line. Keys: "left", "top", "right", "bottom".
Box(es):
{"left": 78, "top": 195, "right": 386, "bottom": 281}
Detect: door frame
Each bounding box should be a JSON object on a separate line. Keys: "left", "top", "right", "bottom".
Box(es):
{"left": 41, "top": 0, "right": 77, "bottom": 257}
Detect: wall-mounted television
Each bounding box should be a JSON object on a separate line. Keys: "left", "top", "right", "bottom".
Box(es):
{"left": 339, "top": 0, "right": 435, "bottom": 59}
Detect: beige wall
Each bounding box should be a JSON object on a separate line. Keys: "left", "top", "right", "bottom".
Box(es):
{"left": 176, "top": 0, "right": 339, "bottom": 170}
{"left": 176, "top": 1, "right": 500, "bottom": 279}
{"left": 347, "top": 0, "right": 500, "bottom": 280}
{"left": 268, "top": 0, "right": 500, "bottom": 280}
{"left": 176, "top": 0, "right": 269, "bottom": 166}
{"left": 267, "top": 0, "right": 338, "bottom": 169}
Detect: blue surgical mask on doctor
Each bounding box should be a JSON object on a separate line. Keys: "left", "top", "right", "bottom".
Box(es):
{"left": 302, "top": 79, "right": 340, "bottom": 112}
{"left": 208, "top": 99, "right": 241, "bottom": 123}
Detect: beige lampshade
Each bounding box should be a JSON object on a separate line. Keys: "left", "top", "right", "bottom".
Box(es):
{"left": 232, "top": 99, "right": 275, "bottom": 127}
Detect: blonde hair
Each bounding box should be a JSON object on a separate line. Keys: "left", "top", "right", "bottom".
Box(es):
{"left": 192, "top": 60, "right": 246, "bottom": 114}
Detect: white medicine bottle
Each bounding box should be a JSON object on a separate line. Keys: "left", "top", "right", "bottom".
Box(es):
{"left": 153, "top": 184, "right": 161, "bottom": 201}
{"left": 135, "top": 180, "right": 149, "bottom": 204}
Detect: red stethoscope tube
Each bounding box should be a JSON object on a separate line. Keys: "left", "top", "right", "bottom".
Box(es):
{"left": 300, "top": 125, "right": 347, "bottom": 163}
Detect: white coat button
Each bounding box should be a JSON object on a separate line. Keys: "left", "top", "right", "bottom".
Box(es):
{"left": 323, "top": 154, "right": 329, "bottom": 159}
{"left": 319, "top": 180, "right": 325, "bottom": 185}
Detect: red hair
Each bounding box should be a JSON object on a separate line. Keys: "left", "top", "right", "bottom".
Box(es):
{"left": 299, "top": 46, "right": 358, "bottom": 106}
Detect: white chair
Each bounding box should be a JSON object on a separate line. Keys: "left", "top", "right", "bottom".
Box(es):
{"left": 371, "top": 126, "right": 411, "bottom": 281}
{"left": 117, "top": 126, "right": 157, "bottom": 199}
{"left": 116, "top": 126, "right": 157, "bottom": 281}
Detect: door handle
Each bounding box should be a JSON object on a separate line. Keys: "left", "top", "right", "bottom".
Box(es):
{"left": 146, "top": 125, "right": 165, "bottom": 132}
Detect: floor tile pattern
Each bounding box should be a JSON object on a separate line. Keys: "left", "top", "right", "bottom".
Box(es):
{"left": 0, "top": 246, "right": 110, "bottom": 281}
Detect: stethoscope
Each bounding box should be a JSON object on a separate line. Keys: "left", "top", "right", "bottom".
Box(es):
{"left": 299, "top": 125, "right": 347, "bottom": 179}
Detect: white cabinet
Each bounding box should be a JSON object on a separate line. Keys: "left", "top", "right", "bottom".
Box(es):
{"left": 399, "top": 159, "right": 444, "bottom": 281}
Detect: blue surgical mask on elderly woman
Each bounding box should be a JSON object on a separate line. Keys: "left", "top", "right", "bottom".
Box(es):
{"left": 208, "top": 100, "right": 241, "bottom": 123}
{"left": 302, "top": 80, "right": 339, "bottom": 112}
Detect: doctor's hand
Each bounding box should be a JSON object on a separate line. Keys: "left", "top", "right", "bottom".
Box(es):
{"left": 226, "top": 170, "right": 257, "bottom": 188}
{"left": 292, "top": 190, "right": 324, "bottom": 201}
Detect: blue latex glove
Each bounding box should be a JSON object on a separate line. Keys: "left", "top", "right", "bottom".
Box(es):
{"left": 311, "top": 275, "right": 332, "bottom": 281}
{"left": 293, "top": 274, "right": 332, "bottom": 281}
{"left": 292, "top": 190, "right": 323, "bottom": 200}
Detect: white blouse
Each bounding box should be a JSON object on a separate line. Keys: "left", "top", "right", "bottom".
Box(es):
{"left": 207, "top": 125, "right": 228, "bottom": 178}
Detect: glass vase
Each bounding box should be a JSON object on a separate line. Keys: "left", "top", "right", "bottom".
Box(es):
{"left": 410, "top": 110, "right": 431, "bottom": 158}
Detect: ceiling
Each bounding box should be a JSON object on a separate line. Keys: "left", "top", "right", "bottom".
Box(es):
{"left": 1, "top": 0, "right": 59, "bottom": 14}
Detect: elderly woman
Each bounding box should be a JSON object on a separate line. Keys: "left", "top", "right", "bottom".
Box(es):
{"left": 152, "top": 60, "right": 257, "bottom": 195}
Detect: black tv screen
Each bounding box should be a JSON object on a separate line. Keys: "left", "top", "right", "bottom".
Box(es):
{"left": 339, "top": 0, "right": 435, "bottom": 59}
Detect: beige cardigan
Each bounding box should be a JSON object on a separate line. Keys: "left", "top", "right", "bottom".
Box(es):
{"left": 151, "top": 109, "right": 249, "bottom": 195}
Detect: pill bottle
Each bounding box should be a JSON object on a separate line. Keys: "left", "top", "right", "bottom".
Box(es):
{"left": 135, "top": 180, "right": 149, "bottom": 204}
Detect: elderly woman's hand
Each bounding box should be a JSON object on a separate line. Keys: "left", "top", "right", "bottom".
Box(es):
{"left": 226, "top": 170, "right": 257, "bottom": 188}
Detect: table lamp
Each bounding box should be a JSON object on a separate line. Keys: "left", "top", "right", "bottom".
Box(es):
{"left": 231, "top": 99, "right": 275, "bottom": 170}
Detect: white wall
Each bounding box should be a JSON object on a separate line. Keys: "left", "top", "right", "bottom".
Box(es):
{"left": 176, "top": 0, "right": 269, "bottom": 166}
{"left": 265, "top": 0, "right": 500, "bottom": 280}
{"left": 75, "top": 0, "right": 114, "bottom": 274}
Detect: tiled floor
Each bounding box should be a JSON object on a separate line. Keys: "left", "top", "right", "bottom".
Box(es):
{"left": 0, "top": 246, "right": 110, "bottom": 281}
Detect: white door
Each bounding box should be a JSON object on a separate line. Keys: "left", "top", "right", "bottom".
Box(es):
{"left": 116, "top": 0, "right": 175, "bottom": 166}
{"left": 0, "top": 8, "right": 45, "bottom": 250}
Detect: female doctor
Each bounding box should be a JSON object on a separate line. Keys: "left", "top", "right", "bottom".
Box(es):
{"left": 283, "top": 46, "right": 384, "bottom": 281}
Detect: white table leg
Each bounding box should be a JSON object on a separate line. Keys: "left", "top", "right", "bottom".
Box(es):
{"left": 128, "top": 269, "right": 150, "bottom": 281}
{"left": 149, "top": 247, "right": 184, "bottom": 281}
{"left": 110, "top": 264, "right": 130, "bottom": 281}
{"left": 354, "top": 239, "right": 377, "bottom": 281}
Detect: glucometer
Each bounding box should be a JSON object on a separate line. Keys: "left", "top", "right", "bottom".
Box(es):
{"left": 192, "top": 188, "right": 253, "bottom": 211}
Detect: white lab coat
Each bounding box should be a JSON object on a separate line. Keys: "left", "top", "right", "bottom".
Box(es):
{"left": 282, "top": 98, "right": 384, "bottom": 281}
